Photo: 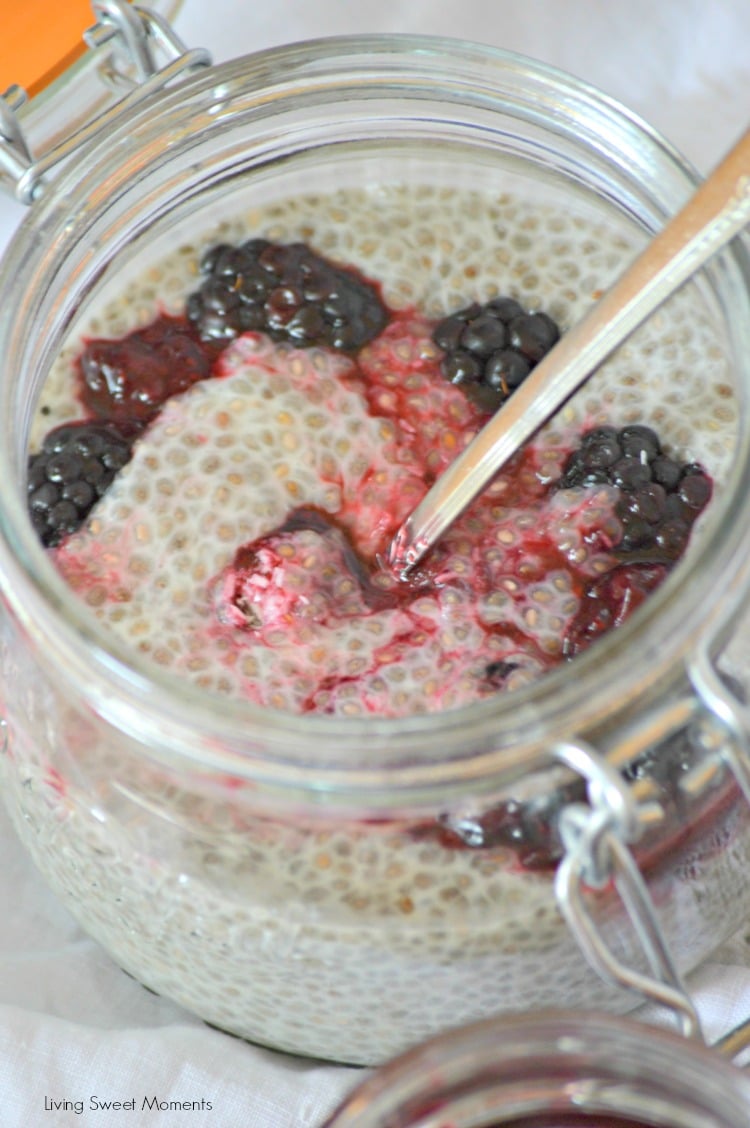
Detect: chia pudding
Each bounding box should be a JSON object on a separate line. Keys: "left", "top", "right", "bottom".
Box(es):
{"left": 3, "top": 182, "right": 750, "bottom": 1066}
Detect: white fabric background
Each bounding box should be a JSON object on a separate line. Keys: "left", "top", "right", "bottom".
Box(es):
{"left": 2, "top": 1, "right": 750, "bottom": 1125}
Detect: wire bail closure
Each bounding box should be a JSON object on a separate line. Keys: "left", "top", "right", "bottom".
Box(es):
{"left": 85, "top": 0, "right": 202, "bottom": 87}
{"left": 689, "top": 643, "right": 750, "bottom": 805}
{"left": 0, "top": 1, "right": 211, "bottom": 204}
{"left": 552, "top": 737, "right": 703, "bottom": 1041}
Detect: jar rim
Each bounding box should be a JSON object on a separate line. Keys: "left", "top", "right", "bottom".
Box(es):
{"left": 2, "top": 34, "right": 750, "bottom": 803}
{"left": 322, "top": 1007, "right": 750, "bottom": 1126}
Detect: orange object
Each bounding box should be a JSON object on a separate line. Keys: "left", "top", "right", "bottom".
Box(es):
{"left": 1, "top": 0, "right": 97, "bottom": 97}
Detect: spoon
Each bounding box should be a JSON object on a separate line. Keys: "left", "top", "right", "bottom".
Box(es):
{"left": 388, "top": 126, "right": 750, "bottom": 577}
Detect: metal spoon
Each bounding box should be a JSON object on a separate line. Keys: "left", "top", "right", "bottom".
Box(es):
{"left": 388, "top": 126, "right": 750, "bottom": 576}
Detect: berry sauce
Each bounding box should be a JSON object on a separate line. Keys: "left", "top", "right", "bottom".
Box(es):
{"left": 42, "top": 257, "right": 712, "bottom": 720}
{"left": 204, "top": 308, "right": 709, "bottom": 714}
{"left": 77, "top": 313, "right": 220, "bottom": 430}
{"left": 34, "top": 241, "right": 717, "bottom": 870}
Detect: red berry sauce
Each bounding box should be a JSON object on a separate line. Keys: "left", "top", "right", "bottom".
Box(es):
{"left": 66, "top": 297, "right": 711, "bottom": 717}
{"left": 76, "top": 314, "right": 221, "bottom": 431}
{"left": 205, "top": 309, "right": 705, "bottom": 715}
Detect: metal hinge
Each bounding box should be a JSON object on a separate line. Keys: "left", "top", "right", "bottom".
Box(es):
{"left": 553, "top": 737, "right": 703, "bottom": 1040}
{"left": 689, "top": 643, "right": 750, "bottom": 805}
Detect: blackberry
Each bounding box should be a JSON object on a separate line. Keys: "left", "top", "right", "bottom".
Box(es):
{"left": 621, "top": 679, "right": 745, "bottom": 823}
{"left": 432, "top": 297, "right": 560, "bottom": 411}
{"left": 78, "top": 314, "right": 217, "bottom": 429}
{"left": 414, "top": 777, "right": 586, "bottom": 869}
{"left": 186, "top": 239, "right": 388, "bottom": 351}
{"left": 483, "top": 659, "right": 519, "bottom": 686}
{"left": 558, "top": 424, "right": 712, "bottom": 561}
{"left": 28, "top": 421, "right": 133, "bottom": 546}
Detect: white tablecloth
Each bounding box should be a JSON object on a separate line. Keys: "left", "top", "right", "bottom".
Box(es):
{"left": 3, "top": 2, "right": 750, "bottom": 1124}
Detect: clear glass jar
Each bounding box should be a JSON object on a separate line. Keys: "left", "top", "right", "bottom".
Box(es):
{"left": 322, "top": 1010, "right": 750, "bottom": 1127}
{"left": 2, "top": 30, "right": 750, "bottom": 1066}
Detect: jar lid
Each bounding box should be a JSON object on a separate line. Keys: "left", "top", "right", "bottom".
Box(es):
{"left": 0, "top": 0, "right": 194, "bottom": 205}
{"left": 2, "top": 0, "right": 95, "bottom": 97}
{"left": 2, "top": 1, "right": 183, "bottom": 98}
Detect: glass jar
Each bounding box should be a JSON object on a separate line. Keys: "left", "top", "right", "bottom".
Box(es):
{"left": 322, "top": 1010, "right": 750, "bottom": 1127}
{"left": 2, "top": 11, "right": 750, "bottom": 1066}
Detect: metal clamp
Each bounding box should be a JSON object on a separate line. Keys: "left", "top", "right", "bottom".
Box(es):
{"left": 552, "top": 738, "right": 702, "bottom": 1040}
{"left": 0, "top": 1, "right": 212, "bottom": 204}
{"left": 689, "top": 643, "right": 750, "bottom": 805}
{"left": 0, "top": 86, "right": 32, "bottom": 188}
{"left": 84, "top": 0, "right": 205, "bottom": 87}
{"left": 554, "top": 637, "right": 750, "bottom": 1045}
